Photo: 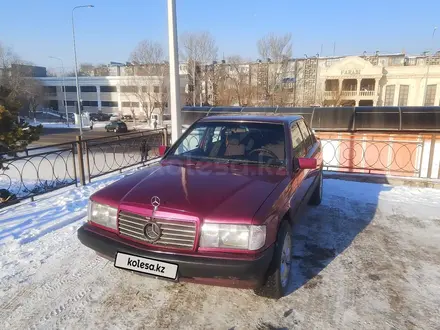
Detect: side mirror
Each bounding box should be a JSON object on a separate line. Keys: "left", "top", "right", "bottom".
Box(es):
{"left": 159, "top": 145, "right": 169, "bottom": 156}
{"left": 297, "top": 157, "right": 317, "bottom": 169}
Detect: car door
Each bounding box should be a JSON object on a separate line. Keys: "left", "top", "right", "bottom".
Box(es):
{"left": 297, "top": 119, "right": 321, "bottom": 195}
{"left": 288, "top": 121, "right": 308, "bottom": 220}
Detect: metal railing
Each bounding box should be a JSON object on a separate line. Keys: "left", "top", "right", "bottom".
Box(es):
{"left": 0, "top": 142, "right": 78, "bottom": 207}
{"left": 317, "top": 135, "right": 427, "bottom": 177}
{"left": 82, "top": 128, "right": 167, "bottom": 182}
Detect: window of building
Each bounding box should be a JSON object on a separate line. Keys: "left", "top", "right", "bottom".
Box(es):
{"left": 325, "top": 79, "right": 339, "bottom": 91}
{"left": 398, "top": 85, "right": 409, "bottom": 106}
{"left": 63, "top": 100, "right": 75, "bottom": 106}
{"left": 153, "top": 102, "right": 161, "bottom": 108}
{"left": 80, "top": 86, "right": 97, "bottom": 93}
{"left": 100, "top": 86, "right": 117, "bottom": 93}
{"left": 120, "top": 86, "right": 138, "bottom": 93}
{"left": 43, "top": 86, "right": 57, "bottom": 94}
{"left": 153, "top": 85, "right": 160, "bottom": 93}
{"left": 425, "top": 84, "right": 437, "bottom": 106}
{"left": 82, "top": 101, "right": 98, "bottom": 107}
{"left": 101, "top": 101, "right": 118, "bottom": 107}
{"left": 47, "top": 100, "right": 59, "bottom": 110}
{"left": 122, "top": 101, "right": 139, "bottom": 108}
{"left": 384, "top": 85, "right": 395, "bottom": 106}
{"left": 63, "top": 86, "right": 77, "bottom": 92}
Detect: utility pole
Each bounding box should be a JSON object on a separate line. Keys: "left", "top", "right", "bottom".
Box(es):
{"left": 167, "top": 0, "right": 182, "bottom": 143}
{"left": 72, "top": 4, "right": 94, "bottom": 135}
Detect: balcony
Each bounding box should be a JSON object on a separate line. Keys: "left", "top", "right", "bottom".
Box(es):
{"left": 341, "top": 91, "right": 357, "bottom": 97}
{"left": 359, "top": 91, "right": 375, "bottom": 96}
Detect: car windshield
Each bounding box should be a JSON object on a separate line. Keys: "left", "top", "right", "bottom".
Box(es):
{"left": 167, "top": 121, "right": 286, "bottom": 166}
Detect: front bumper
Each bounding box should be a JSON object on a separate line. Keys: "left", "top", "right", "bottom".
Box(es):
{"left": 77, "top": 223, "right": 274, "bottom": 288}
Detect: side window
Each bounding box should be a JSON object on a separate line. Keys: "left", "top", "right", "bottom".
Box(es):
{"left": 297, "top": 120, "right": 312, "bottom": 151}
{"left": 290, "top": 123, "right": 306, "bottom": 158}
{"left": 304, "top": 121, "right": 317, "bottom": 145}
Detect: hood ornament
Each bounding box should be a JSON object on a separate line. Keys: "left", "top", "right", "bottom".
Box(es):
{"left": 151, "top": 196, "right": 160, "bottom": 211}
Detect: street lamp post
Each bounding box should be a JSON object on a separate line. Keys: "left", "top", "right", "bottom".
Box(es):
{"left": 423, "top": 27, "right": 437, "bottom": 106}
{"left": 49, "top": 56, "right": 69, "bottom": 127}
{"left": 167, "top": 0, "right": 182, "bottom": 143}
{"left": 72, "top": 4, "right": 94, "bottom": 135}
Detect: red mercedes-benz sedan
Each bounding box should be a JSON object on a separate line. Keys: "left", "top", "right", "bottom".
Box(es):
{"left": 78, "top": 115, "right": 323, "bottom": 299}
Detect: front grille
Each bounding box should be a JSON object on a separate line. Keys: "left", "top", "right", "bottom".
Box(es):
{"left": 118, "top": 211, "right": 196, "bottom": 250}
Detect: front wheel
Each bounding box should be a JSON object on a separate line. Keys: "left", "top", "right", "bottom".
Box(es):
{"left": 308, "top": 171, "right": 323, "bottom": 206}
{"left": 254, "top": 221, "right": 292, "bottom": 299}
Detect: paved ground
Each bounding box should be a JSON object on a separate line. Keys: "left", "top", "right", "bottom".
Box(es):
{"left": 0, "top": 178, "right": 439, "bottom": 329}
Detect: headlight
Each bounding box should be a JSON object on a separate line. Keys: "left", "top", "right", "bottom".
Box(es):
{"left": 200, "top": 224, "right": 266, "bottom": 251}
{"left": 88, "top": 200, "right": 118, "bottom": 230}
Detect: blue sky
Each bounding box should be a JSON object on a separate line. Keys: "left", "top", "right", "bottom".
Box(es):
{"left": 0, "top": 0, "right": 439, "bottom": 73}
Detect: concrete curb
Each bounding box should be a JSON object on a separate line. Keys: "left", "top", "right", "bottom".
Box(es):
{"left": 323, "top": 171, "right": 440, "bottom": 189}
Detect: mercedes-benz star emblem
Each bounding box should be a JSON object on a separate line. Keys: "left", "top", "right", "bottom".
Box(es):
{"left": 151, "top": 196, "right": 160, "bottom": 210}
{"left": 143, "top": 221, "right": 162, "bottom": 243}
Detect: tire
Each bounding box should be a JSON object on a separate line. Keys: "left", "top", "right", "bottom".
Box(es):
{"left": 308, "top": 171, "right": 323, "bottom": 206}
{"left": 254, "top": 221, "right": 292, "bottom": 299}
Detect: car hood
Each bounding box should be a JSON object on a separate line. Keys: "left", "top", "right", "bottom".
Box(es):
{"left": 93, "top": 161, "right": 287, "bottom": 224}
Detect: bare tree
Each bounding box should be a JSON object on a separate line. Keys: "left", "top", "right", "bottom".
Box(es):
{"left": 22, "top": 78, "right": 44, "bottom": 118}
{"left": 125, "top": 40, "right": 169, "bottom": 125}
{"left": 180, "top": 31, "right": 218, "bottom": 105}
{"left": 0, "top": 42, "right": 25, "bottom": 105}
{"left": 257, "top": 33, "right": 292, "bottom": 62}
{"left": 79, "top": 63, "right": 95, "bottom": 76}
{"left": 224, "top": 56, "right": 251, "bottom": 106}
{"left": 256, "top": 33, "right": 293, "bottom": 105}
{"left": 129, "top": 40, "right": 164, "bottom": 64}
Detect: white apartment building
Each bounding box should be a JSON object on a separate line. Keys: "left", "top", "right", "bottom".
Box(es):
{"left": 36, "top": 64, "right": 190, "bottom": 120}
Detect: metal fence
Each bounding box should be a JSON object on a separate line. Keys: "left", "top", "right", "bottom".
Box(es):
{"left": 317, "top": 134, "right": 438, "bottom": 178}
{"left": 0, "top": 129, "right": 167, "bottom": 208}
{"left": 0, "top": 142, "right": 78, "bottom": 207}
{"left": 82, "top": 129, "right": 167, "bottom": 182}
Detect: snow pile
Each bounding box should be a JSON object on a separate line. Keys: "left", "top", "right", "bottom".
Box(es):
{"left": 1, "top": 176, "right": 440, "bottom": 329}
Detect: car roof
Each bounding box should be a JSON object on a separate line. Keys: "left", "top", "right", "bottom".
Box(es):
{"left": 199, "top": 114, "right": 303, "bottom": 124}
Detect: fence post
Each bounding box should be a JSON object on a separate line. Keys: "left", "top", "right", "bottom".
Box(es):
{"left": 76, "top": 135, "right": 86, "bottom": 186}
{"left": 427, "top": 134, "right": 436, "bottom": 179}
{"left": 85, "top": 140, "right": 91, "bottom": 183}
{"left": 163, "top": 128, "right": 168, "bottom": 146}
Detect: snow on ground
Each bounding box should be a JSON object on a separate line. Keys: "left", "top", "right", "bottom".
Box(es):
{"left": 28, "top": 121, "right": 81, "bottom": 129}
{"left": 1, "top": 174, "right": 440, "bottom": 329}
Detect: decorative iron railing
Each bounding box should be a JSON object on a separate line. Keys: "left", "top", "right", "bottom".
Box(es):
{"left": 0, "top": 143, "right": 78, "bottom": 207}
{"left": 83, "top": 129, "right": 166, "bottom": 182}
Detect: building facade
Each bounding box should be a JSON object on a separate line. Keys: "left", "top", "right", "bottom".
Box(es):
{"left": 36, "top": 52, "right": 440, "bottom": 117}
{"left": 36, "top": 74, "right": 188, "bottom": 120}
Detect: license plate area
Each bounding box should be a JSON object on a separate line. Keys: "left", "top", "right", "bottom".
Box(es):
{"left": 114, "top": 251, "right": 179, "bottom": 280}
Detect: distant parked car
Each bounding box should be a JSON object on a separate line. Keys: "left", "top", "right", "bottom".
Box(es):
{"left": 90, "top": 112, "right": 111, "bottom": 122}
{"left": 122, "top": 115, "right": 133, "bottom": 121}
{"left": 105, "top": 121, "right": 128, "bottom": 133}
